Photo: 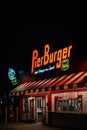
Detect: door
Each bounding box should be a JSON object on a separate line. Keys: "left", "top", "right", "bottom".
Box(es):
{"left": 36, "top": 97, "right": 43, "bottom": 123}
{"left": 28, "top": 97, "right": 35, "bottom": 121}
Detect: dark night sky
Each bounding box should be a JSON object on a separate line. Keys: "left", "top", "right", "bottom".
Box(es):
{"left": 0, "top": 13, "right": 87, "bottom": 95}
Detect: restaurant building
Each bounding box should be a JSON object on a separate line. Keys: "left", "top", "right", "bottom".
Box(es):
{"left": 9, "top": 43, "right": 87, "bottom": 128}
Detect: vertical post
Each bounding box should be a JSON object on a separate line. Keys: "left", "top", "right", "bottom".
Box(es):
{"left": 5, "top": 106, "right": 7, "bottom": 123}
{"left": 19, "top": 97, "right": 23, "bottom": 122}
{"left": 16, "top": 107, "right": 18, "bottom": 122}
{"left": 48, "top": 92, "right": 51, "bottom": 111}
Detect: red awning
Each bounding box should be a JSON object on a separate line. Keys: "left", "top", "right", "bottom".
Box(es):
{"left": 9, "top": 71, "right": 87, "bottom": 96}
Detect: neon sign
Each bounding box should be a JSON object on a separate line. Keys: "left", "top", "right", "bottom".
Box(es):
{"left": 31, "top": 44, "right": 72, "bottom": 74}
{"left": 8, "top": 68, "right": 18, "bottom": 85}
{"left": 34, "top": 65, "right": 55, "bottom": 74}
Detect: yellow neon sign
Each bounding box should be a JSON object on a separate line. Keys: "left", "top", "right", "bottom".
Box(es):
{"left": 31, "top": 44, "right": 72, "bottom": 74}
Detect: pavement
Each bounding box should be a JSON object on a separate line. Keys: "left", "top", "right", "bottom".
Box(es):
{"left": 0, "top": 122, "right": 85, "bottom": 130}
{"left": 0, "top": 122, "right": 64, "bottom": 130}
{"left": 0, "top": 123, "right": 41, "bottom": 128}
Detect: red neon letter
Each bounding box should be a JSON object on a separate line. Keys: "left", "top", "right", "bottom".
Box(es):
{"left": 44, "top": 44, "right": 50, "bottom": 65}
{"left": 31, "top": 50, "right": 38, "bottom": 73}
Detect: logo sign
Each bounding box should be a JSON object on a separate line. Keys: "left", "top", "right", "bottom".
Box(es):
{"left": 8, "top": 68, "right": 18, "bottom": 86}
{"left": 31, "top": 44, "right": 72, "bottom": 74}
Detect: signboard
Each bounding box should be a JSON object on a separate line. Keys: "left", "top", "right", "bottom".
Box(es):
{"left": 8, "top": 68, "right": 18, "bottom": 86}
{"left": 31, "top": 44, "right": 72, "bottom": 75}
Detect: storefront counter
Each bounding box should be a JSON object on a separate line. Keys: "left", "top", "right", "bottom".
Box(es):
{"left": 48, "top": 112, "right": 87, "bottom": 129}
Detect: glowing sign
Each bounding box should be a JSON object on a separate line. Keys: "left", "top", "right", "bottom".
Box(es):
{"left": 61, "top": 58, "right": 69, "bottom": 71}
{"left": 8, "top": 68, "right": 18, "bottom": 86}
{"left": 8, "top": 68, "right": 16, "bottom": 80}
{"left": 34, "top": 65, "right": 55, "bottom": 74}
{"left": 31, "top": 44, "right": 72, "bottom": 74}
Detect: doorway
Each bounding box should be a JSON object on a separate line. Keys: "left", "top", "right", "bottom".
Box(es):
{"left": 28, "top": 97, "right": 35, "bottom": 122}
{"left": 36, "top": 96, "right": 46, "bottom": 124}
{"left": 28, "top": 96, "right": 46, "bottom": 124}
{"left": 36, "top": 97, "right": 43, "bottom": 123}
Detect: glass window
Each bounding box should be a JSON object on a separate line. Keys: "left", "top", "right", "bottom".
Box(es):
{"left": 23, "top": 98, "right": 28, "bottom": 112}
{"left": 37, "top": 97, "right": 42, "bottom": 108}
{"left": 56, "top": 96, "right": 82, "bottom": 113}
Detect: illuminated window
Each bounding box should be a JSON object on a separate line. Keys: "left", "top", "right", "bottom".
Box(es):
{"left": 56, "top": 96, "right": 82, "bottom": 113}
{"left": 64, "top": 85, "right": 68, "bottom": 89}
{"left": 73, "top": 84, "right": 78, "bottom": 88}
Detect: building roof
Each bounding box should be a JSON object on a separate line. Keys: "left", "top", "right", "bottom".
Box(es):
{"left": 9, "top": 71, "right": 87, "bottom": 96}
